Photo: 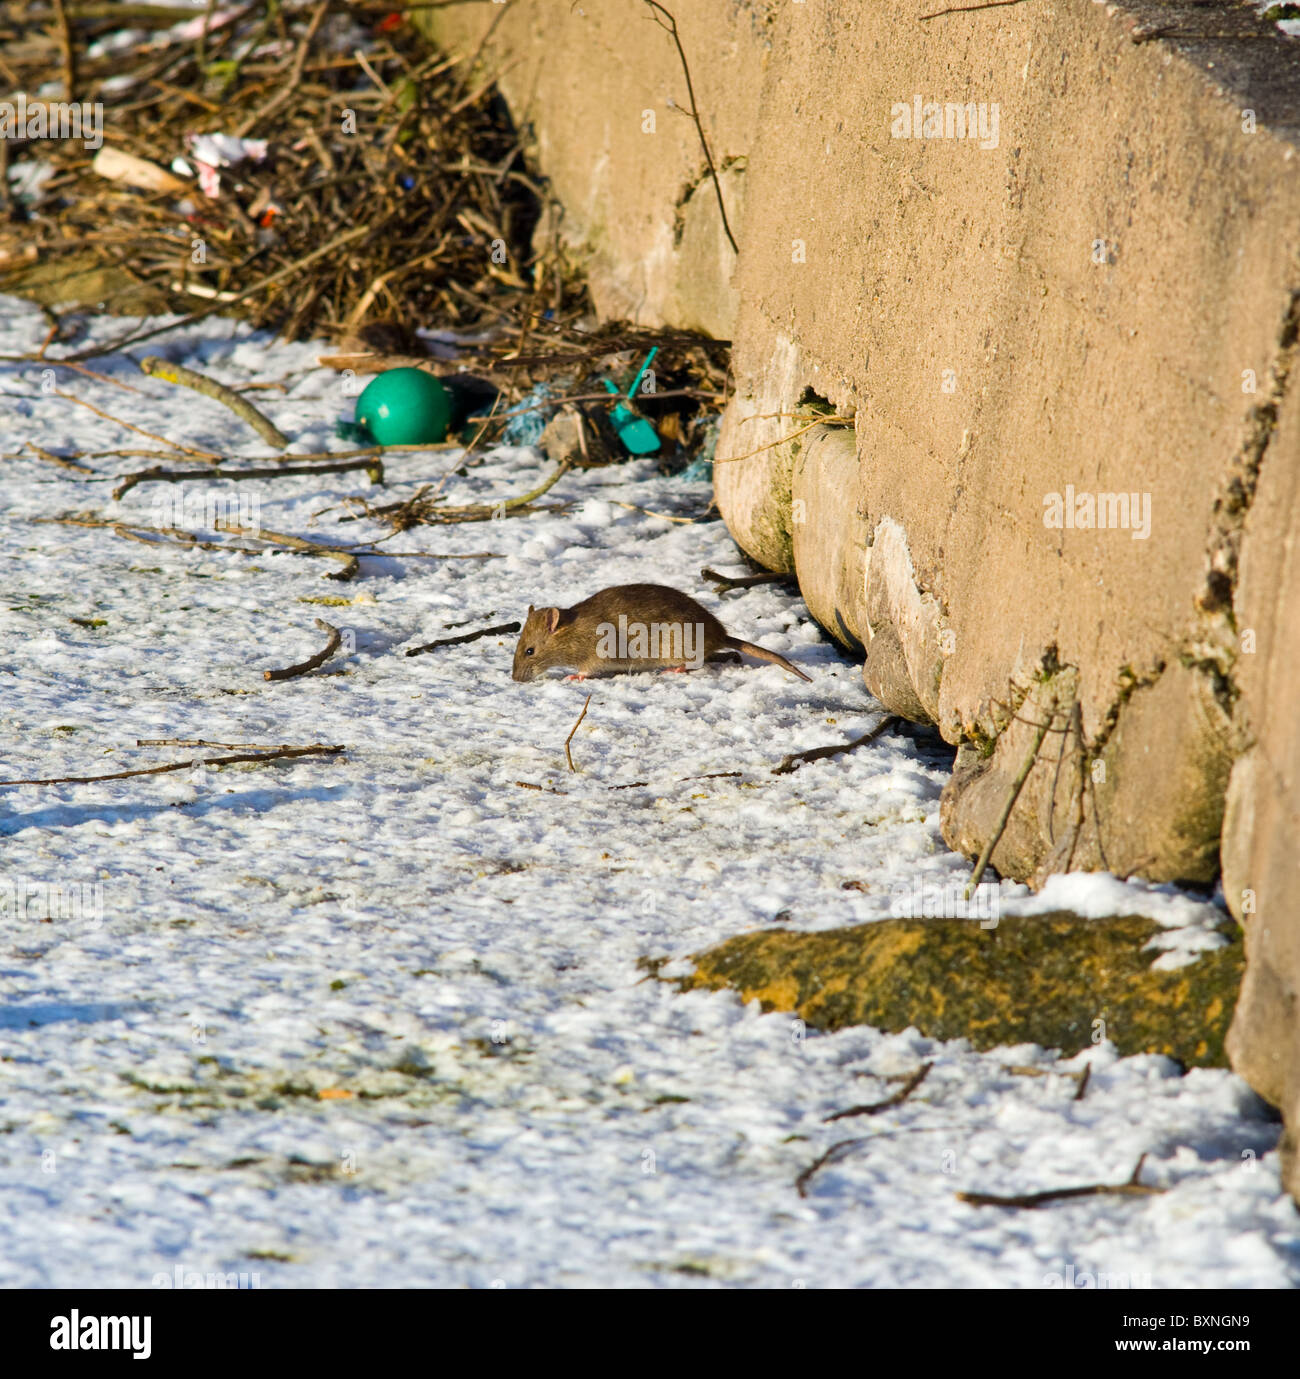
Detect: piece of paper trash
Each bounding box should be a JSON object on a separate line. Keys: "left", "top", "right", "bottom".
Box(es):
{"left": 92, "top": 147, "right": 189, "bottom": 195}
{"left": 6, "top": 160, "right": 56, "bottom": 207}
{"left": 168, "top": 8, "right": 246, "bottom": 43}
{"left": 188, "top": 133, "right": 269, "bottom": 169}
{"left": 187, "top": 133, "right": 268, "bottom": 199}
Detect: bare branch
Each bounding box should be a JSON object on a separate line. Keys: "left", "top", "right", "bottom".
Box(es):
{"left": 641, "top": 2, "right": 739, "bottom": 254}
{"left": 0, "top": 744, "right": 345, "bottom": 789}
{"left": 565, "top": 694, "right": 592, "bottom": 773}
{"left": 773, "top": 716, "right": 898, "bottom": 777}
{"left": 264, "top": 619, "right": 344, "bottom": 681}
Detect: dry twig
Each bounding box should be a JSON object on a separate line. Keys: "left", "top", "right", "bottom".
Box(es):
{"left": 919, "top": 0, "right": 1032, "bottom": 18}
{"left": 772, "top": 716, "right": 898, "bottom": 776}
{"left": 823, "top": 1063, "right": 932, "bottom": 1123}
{"left": 715, "top": 416, "right": 854, "bottom": 465}
{"left": 641, "top": 2, "right": 738, "bottom": 254}
{"left": 349, "top": 459, "right": 572, "bottom": 531}
{"left": 112, "top": 455, "right": 383, "bottom": 501}
{"left": 955, "top": 1154, "right": 1164, "bottom": 1209}
{"left": 53, "top": 390, "right": 218, "bottom": 460}
{"left": 264, "top": 619, "right": 344, "bottom": 681}
{"left": 25, "top": 443, "right": 96, "bottom": 476}
{"left": 565, "top": 693, "right": 592, "bottom": 773}
{"left": 405, "top": 621, "right": 520, "bottom": 656}
{"left": 701, "top": 566, "right": 796, "bottom": 593}
{"left": 138, "top": 356, "right": 291, "bottom": 450}
{"left": 964, "top": 709, "right": 1052, "bottom": 897}
{"left": 0, "top": 743, "right": 344, "bottom": 788}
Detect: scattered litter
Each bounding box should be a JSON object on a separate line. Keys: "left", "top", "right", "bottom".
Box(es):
{"left": 354, "top": 369, "right": 452, "bottom": 447}
{"left": 502, "top": 384, "right": 556, "bottom": 448}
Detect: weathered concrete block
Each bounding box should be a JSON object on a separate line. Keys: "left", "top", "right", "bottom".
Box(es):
{"left": 422, "top": 0, "right": 1300, "bottom": 1191}
{"left": 790, "top": 423, "right": 869, "bottom": 647}
{"left": 1222, "top": 351, "right": 1300, "bottom": 1202}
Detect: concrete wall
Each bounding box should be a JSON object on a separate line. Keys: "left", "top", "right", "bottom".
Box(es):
{"left": 422, "top": 0, "right": 1300, "bottom": 1195}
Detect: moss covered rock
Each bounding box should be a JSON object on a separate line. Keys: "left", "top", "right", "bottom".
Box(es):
{"left": 681, "top": 912, "right": 1242, "bottom": 1068}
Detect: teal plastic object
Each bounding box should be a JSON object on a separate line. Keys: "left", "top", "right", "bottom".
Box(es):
{"left": 354, "top": 368, "right": 451, "bottom": 446}
{"left": 603, "top": 347, "right": 660, "bottom": 454}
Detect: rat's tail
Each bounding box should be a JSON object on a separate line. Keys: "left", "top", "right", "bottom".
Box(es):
{"left": 723, "top": 636, "right": 812, "bottom": 682}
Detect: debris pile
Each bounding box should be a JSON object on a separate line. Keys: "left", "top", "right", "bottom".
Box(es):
{"left": 0, "top": 1, "right": 728, "bottom": 471}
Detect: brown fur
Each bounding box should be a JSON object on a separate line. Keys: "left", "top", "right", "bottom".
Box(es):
{"left": 511, "top": 583, "right": 811, "bottom": 683}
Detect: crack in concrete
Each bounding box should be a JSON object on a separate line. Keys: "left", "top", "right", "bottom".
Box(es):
{"left": 670, "top": 154, "right": 745, "bottom": 249}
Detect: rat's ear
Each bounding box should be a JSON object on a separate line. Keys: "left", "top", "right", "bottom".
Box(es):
{"left": 545, "top": 607, "right": 561, "bottom": 634}
{"left": 526, "top": 604, "right": 535, "bottom": 616}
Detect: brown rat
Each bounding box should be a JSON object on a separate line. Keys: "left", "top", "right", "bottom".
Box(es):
{"left": 511, "top": 583, "right": 812, "bottom": 683}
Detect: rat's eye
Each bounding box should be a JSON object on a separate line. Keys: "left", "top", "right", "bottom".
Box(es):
{"left": 525, "top": 647, "right": 535, "bottom": 656}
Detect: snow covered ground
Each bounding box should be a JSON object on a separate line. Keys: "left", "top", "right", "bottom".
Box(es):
{"left": 0, "top": 298, "right": 1295, "bottom": 1288}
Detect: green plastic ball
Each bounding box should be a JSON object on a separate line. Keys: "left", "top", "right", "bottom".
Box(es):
{"left": 354, "top": 368, "right": 451, "bottom": 446}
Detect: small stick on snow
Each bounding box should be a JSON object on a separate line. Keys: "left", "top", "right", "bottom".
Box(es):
{"left": 701, "top": 567, "right": 797, "bottom": 593}
{"left": 772, "top": 716, "right": 898, "bottom": 777}
{"left": 138, "top": 739, "right": 296, "bottom": 751}
{"left": 795, "top": 1139, "right": 869, "bottom": 1199}
{"left": 25, "top": 443, "right": 96, "bottom": 476}
{"left": 1002, "top": 1063, "right": 1092, "bottom": 1099}
{"left": 795, "top": 1124, "right": 960, "bottom": 1199}
{"left": 955, "top": 1154, "right": 1164, "bottom": 1209}
{"left": 34, "top": 514, "right": 499, "bottom": 574}
{"left": 264, "top": 619, "right": 344, "bottom": 682}
{"left": 405, "top": 622, "right": 520, "bottom": 657}
{"left": 113, "top": 456, "right": 383, "bottom": 501}
{"left": 565, "top": 694, "right": 593, "bottom": 774}
{"left": 139, "top": 356, "right": 292, "bottom": 451}
{"left": 218, "top": 522, "right": 361, "bottom": 581}
{"left": 610, "top": 501, "right": 698, "bottom": 525}
{"left": 36, "top": 359, "right": 142, "bottom": 393}
{"left": 0, "top": 744, "right": 344, "bottom": 789}
{"left": 33, "top": 514, "right": 271, "bottom": 556}
{"left": 53, "top": 390, "right": 219, "bottom": 461}
{"left": 348, "top": 460, "right": 573, "bottom": 530}
{"left": 822, "top": 1062, "right": 932, "bottom": 1123}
